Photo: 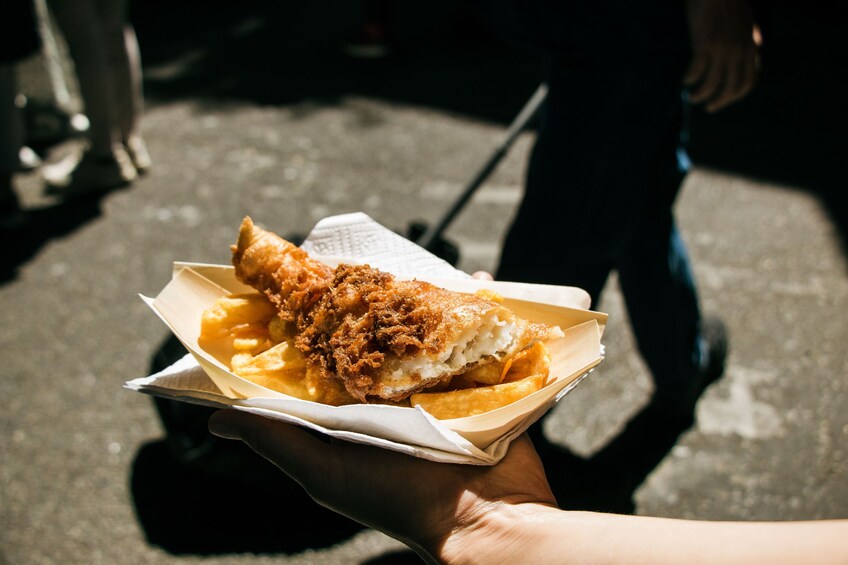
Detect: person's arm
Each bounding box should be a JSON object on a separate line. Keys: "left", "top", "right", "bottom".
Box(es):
{"left": 209, "top": 411, "right": 848, "bottom": 564}
{"left": 449, "top": 504, "right": 848, "bottom": 565}
{"left": 683, "top": 0, "right": 762, "bottom": 112}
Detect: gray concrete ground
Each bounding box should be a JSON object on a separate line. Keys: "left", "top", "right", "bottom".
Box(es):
{"left": 3, "top": 3, "right": 847, "bottom": 564}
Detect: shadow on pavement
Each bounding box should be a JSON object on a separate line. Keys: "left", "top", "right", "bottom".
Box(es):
{"left": 529, "top": 410, "right": 698, "bottom": 515}
{"left": 0, "top": 192, "right": 109, "bottom": 284}
{"left": 131, "top": 334, "right": 429, "bottom": 562}
{"left": 131, "top": 436, "right": 421, "bottom": 560}
{"left": 131, "top": 333, "right": 368, "bottom": 556}
{"left": 132, "top": 1, "right": 544, "bottom": 127}
{"left": 131, "top": 0, "right": 847, "bottom": 258}
{"left": 131, "top": 439, "right": 367, "bottom": 555}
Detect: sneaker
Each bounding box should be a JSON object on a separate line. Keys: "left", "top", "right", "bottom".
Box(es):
{"left": 125, "top": 138, "right": 152, "bottom": 175}
{"left": 653, "top": 315, "right": 729, "bottom": 423}
{"left": 43, "top": 146, "right": 137, "bottom": 196}
{"left": 18, "top": 146, "right": 42, "bottom": 171}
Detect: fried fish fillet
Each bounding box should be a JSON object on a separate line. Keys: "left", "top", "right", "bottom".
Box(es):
{"left": 231, "top": 216, "right": 562, "bottom": 402}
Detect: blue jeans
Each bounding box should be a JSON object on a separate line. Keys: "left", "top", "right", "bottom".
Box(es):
{"left": 496, "top": 55, "right": 704, "bottom": 405}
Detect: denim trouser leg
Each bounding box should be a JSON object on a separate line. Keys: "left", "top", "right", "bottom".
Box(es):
{"left": 496, "top": 55, "right": 702, "bottom": 403}
{"left": 617, "top": 135, "right": 703, "bottom": 404}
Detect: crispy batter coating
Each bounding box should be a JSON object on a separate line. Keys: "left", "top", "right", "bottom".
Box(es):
{"left": 230, "top": 217, "right": 333, "bottom": 322}
{"left": 297, "top": 263, "right": 516, "bottom": 401}
{"left": 232, "top": 216, "right": 554, "bottom": 402}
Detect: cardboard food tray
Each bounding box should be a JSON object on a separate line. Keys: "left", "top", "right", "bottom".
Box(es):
{"left": 126, "top": 213, "right": 607, "bottom": 465}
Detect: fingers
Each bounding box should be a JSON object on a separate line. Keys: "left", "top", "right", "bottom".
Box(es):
{"left": 705, "top": 49, "right": 756, "bottom": 112}
{"left": 685, "top": 42, "right": 759, "bottom": 113}
{"left": 683, "top": 0, "right": 760, "bottom": 113}
{"left": 471, "top": 271, "right": 494, "bottom": 281}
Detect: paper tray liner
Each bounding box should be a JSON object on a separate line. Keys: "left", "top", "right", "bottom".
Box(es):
{"left": 135, "top": 263, "right": 606, "bottom": 464}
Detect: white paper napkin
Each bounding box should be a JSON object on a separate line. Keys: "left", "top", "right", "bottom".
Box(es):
{"left": 300, "top": 211, "right": 471, "bottom": 279}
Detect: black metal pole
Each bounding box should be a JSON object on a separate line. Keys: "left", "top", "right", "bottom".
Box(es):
{"left": 417, "top": 83, "right": 548, "bottom": 252}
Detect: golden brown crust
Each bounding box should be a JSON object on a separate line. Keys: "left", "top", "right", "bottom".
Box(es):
{"left": 231, "top": 217, "right": 556, "bottom": 402}
{"left": 231, "top": 216, "right": 333, "bottom": 322}
{"left": 296, "top": 264, "right": 509, "bottom": 401}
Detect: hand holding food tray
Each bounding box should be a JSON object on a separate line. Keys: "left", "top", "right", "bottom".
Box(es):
{"left": 127, "top": 212, "right": 607, "bottom": 465}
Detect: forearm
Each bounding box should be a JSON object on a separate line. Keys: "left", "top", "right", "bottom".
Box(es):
{"left": 437, "top": 504, "right": 848, "bottom": 565}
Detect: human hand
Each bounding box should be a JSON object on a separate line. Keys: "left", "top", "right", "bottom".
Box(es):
{"left": 208, "top": 410, "right": 556, "bottom": 561}
{"left": 684, "top": 0, "right": 761, "bottom": 112}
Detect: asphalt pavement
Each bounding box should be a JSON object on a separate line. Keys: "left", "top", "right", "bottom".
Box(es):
{"left": 2, "top": 2, "right": 847, "bottom": 564}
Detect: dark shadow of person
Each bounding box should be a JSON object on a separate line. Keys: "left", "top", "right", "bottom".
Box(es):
{"left": 528, "top": 405, "right": 702, "bottom": 515}
{"left": 0, "top": 192, "right": 108, "bottom": 284}
{"left": 129, "top": 333, "right": 365, "bottom": 556}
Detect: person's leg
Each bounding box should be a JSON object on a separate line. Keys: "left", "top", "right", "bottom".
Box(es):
{"left": 94, "top": 0, "right": 146, "bottom": 157}
{"left": 47, "top": 0, "right": 117, "bottom": 156}
{"left": 34, "top": 0, "right": 74, "bottom": 112}
{"left": 96, "top": 0, "right": 149, "bottom": 172}
{"left": 42, "top": 0, "right": 137, "bottom": 193}
{"left": 498, "top": 56, "right": 709, "bottom": 454}
{"left": 499, "top": 57, "right": 683, "bottom": 460}
{"left": 496, "top": 57, "right": 672, "bottom": 307}
{"left": 617, "top": 90, "right": 726, "bottom": 416}
{"left": 616, "top": 92, "right": 702, "bottom": 411}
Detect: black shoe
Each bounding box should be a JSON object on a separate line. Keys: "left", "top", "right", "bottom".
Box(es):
{"left": 699, "top": 315, "right": 728, "bottom": 390}
{"left": 644, "top": 315, "right": 729, "bottom": 431}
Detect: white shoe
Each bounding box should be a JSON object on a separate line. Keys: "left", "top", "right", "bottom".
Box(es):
{"left": 18, "top": 146, "right": 42, "bottom": 171}
{"left": 43, "top": 146, "right": 137, "bottom": 196}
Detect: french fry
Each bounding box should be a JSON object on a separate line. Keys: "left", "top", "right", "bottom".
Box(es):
{"left": 410, "top": 373, "right": 547, "bottom": 420}
{"left": 232, "top": 340, "right": 357, "bottom": 406}
{"left": 233, "top": 339, "right": 304, "bottom": 372}
{"left": 200, "top": 292, "right": 556, "bottom": 417}
{"left": 230, "top": 352, "right": 255, "bottom": 370}
{"left": 461, "top": 362, "right": 504, "bottom": 386}
{"left": 232, "top": 335, "right": 270, "bottom": 353}
{"left": 268, "top": 316, "right": 294, "bottom": 343}
{"left": 502, "top": 342, "right": 550, "bottom": 383}
{"left": 231, "top": 324, "right": 272, "bottom": 354}
{"left": 200, "top": 293, "right": 276, "bottom": 339}
{"left": 232, "top": 340, "right": 313, "bottom": 399}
